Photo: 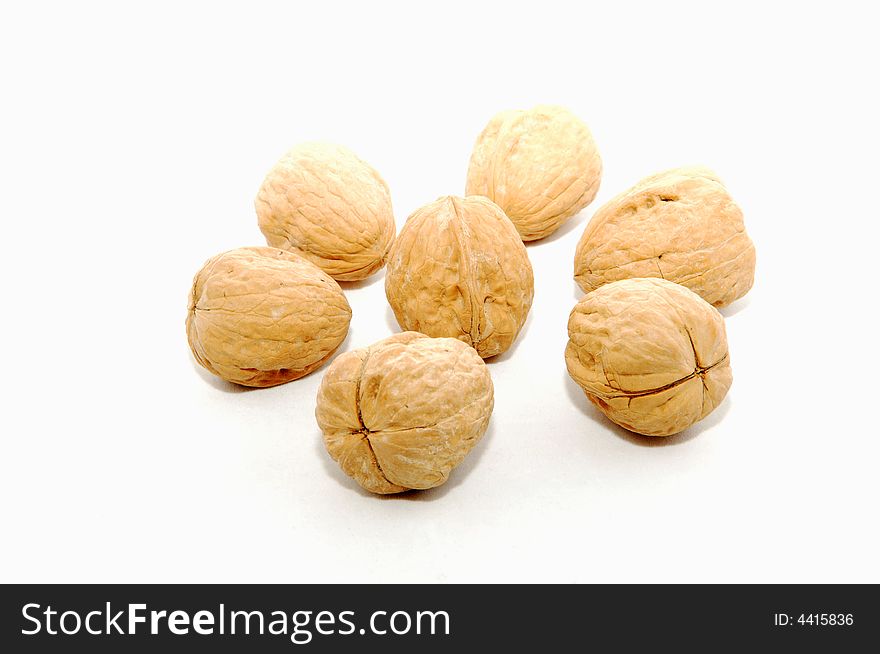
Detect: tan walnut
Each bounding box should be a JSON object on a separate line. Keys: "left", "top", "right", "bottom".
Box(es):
{"left": 316, "top": 332, "right": 494, "bottom": 494}
{"left": 187, "top": 247, "right": 351, "bottom": 387}
{"left": 255, "top": 142, "right": 396, "bottom": 281}
{"left": 565, "top": 278, "right": 732, "bottom": 436}
{"left": 385, "top": 195, "right": 534, "bottom": 359}
{"left": 574, "top": 166, "right": 755, "bottom": 308}
{"left": 465, "top": 104, "right": 602, "bottom": 241}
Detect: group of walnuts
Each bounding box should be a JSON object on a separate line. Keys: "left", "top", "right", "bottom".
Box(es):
{"left": 187, "top": 105, "right": 756, "bottom": 495}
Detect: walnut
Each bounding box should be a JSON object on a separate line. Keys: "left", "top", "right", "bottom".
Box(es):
{"left": 316, "top": 332, "right": 494, "bottom": 494}
{"left": 573, "top": 166, "right": 756, "bottom": 308}
{"left": 465, "top": 104, "right": 602, "bottom": 241}
{"left": 186, "top": 247, "right": 351, "bottom": 387}
{"left": 384, "top": 195, "right": 534, "bottom": 358}
{"left": 565, "top": 278, "right": 732, "bottom": 436}
{"left": 255, "top": 142, "right": 396, "bottom": 281}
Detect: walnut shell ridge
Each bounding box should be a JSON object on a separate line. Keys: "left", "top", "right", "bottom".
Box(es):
{"left": 385, "top": 195, "right": 534, "bottom": 359}
{"left": 316, "top": 332, "right": 494, "bottom": 494}
{"left": 256, "top": 142, "right": 396, "bottom": 281}
{"left": 565, "top": 278, "right": 732, "bottom": 436}
{"left": 573, "top": 166, "right": 756, "bottom": 308}
{"left": 187, "top": 247, "right": 351, "bottom": 387}
{"left": 465, "top": 104, "right": 602, "bottom": 241}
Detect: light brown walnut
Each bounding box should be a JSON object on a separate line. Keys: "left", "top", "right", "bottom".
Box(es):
{"left": 465, "top": 105, "right": 602, "bottom": 241}
{"left": 385, "top": 195, "right": 534, "bottom": 359}
{"left": 565, "top": 278, "right": 732, "bottom": 436}
{"left": 574, "top": 166, "right": 755, "bottom": 308}
{"left": 255, "top": 142, "right": 396, "bottom": 281}
{"left": 187, "top": 247, "right": 351, "bottom": 387}
{"left": 316, "top": 332, "right": 494, "bottom": 494}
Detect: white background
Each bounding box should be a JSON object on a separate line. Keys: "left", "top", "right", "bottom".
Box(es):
{"left": 1, "top": 1, "right": 878, "bottom": 583}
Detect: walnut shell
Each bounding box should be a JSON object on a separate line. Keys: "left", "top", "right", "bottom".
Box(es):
{"left": 573, "top": 166, "right": 756, "bottom": 308}
{"left": 255, "top": 142, "right": 396, "bottom": 281}
{"left": 385, "top": 195, "right": 534, "bottom": 359}
{"left": 465, "top": 105, "right": 602, "bottom": 241}
{"left": 187, "top": 247, "right": 351, "bottom": 387}
{"left": 316, "top": 332, "right": 494, "bottom": 494}
{"left": 565, "top": 278, "right": 732, "bottom": 436}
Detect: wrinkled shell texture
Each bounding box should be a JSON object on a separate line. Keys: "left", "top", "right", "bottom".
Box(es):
{"left": 255, "top": 142, "right": 396, "bottom": 281}
{"left": 574, "top": 166, "right": 755, "bottom": 308}
{"left": 565, "top": 278, "right": 731, "bottom": 436}
{"left": 187, "top": 247, "right": 351, "bottom": 387}
{"left": 316, "top": 332, "right": 494, "bottom": 494}
{"left": 465, "top": 105, "right": 602, "bottom": 241}
{"left": 385, "top": 196, "right": 534, "bottom": 359}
